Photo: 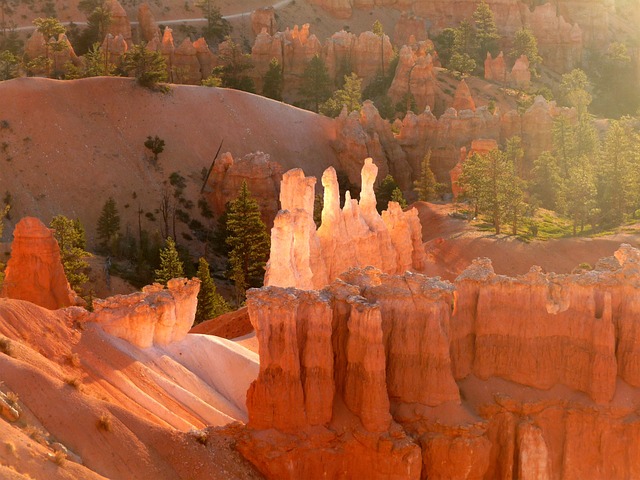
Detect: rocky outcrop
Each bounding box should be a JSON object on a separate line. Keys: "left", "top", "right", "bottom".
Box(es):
{"left": 1, "top": 217, "right": 83, "bottom": 310}
{"left": 204, "top": 151, "right": 283, "bottom": 228}
{"left": 529, "top": 3, "right": 583, "bottom": 72}
{"left": 251, "top": 7, "right": 276, "bottom": 36}
{"left": 242, "top": 244, "right": 640, "bottom": 480}
{"left": 240, "top": 267, "right": 456, "bottom": 479}
{"left": 172, "top": 38, "right": 201, "bottom": 85}
{"left": 105, "top": 0, "right": 132, "bottom": 46}
{"left": 100, "top": 33, "right": 128, "bottom": 66}
{"left": 510, "top": 54, "right": 531, "bottom": 89}
{"left": 264, "top": 159, "right": 426, "bottom": 290}
{"left": 484, "top": 51, "right": 507, "bottom": 83}
{"left": 393, "top": 13, "right": 427, "bottom": 46}
{"left": 250, "top": 25, "right": 321, "bottom": 97}
{"left": 388, "top": 44, "right": 437, "bottom": 112}
{"left": 332, "top": 101, "right": 412, "bottom": 189}
{"left": 90, "top": 278, "right": 199, "bottom": 348}
{"left": 24, "top": 32, "right": 80, "bottom": 76}
{"left": 452, "top": 78, "right": 476, "bottom": 112}
{"left": 137, "top": 3, "right": 160, "bottom": 43}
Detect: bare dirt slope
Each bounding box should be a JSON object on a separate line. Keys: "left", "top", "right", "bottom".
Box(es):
{"left": 0, "top": 298, "right": 262, "bottom": 479}
{"left": 414, "top": 202, "right": 640, "bottom": 280}
{"left": 0, "top": 76, "right": 337, "bottom": 244}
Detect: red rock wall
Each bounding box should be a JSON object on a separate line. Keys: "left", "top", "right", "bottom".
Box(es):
{"left": 242, "top": 245, "right": 640, "bottom": 479}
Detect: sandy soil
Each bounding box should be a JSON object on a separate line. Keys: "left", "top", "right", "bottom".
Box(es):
{"left": 0, "top": 76, "right": 337, "bottom": 249}
{"left": 0, "top": 297, "right": 261, "bottom": 479}
{"left": 414, "top": 201, "right": 640, "bottom": 281}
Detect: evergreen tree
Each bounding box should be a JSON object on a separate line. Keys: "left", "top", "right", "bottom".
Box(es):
{"left": 33, "top": 17, "right": 66, "bottom": 76}
{"left": 559, "top": 68, "right": 592, "bottom": 115}
{"left": 195, "top": 257, "right": 229, "bottom": 324}
{"left": 50, "top": 216, "right": 91, "bottom": 294}
{"left": 599, "top": 120, "right": 633, "bottom": 226}
{"left": 299, "top": 54, "right": 333, "bottom": 113}
{"left": 509, "top": 28, "right": 542, "bottom": 76}
{"left": 413, "top": 150, "right": 439, "bottom": 201}
{"left": 530, "top": 151, "right": 563, "bottom": 211}
{"left": 434, "top": 28, "right": 457, "bottom": 67}
{"left": 123, "top": 43, "right": 168, "bottom": 89}
{"left": 154, "top": 237, "right": 184, "bottom": 285}
{"left": 83, "top": 42, "right": 116, "bottom": 77}
{"left": 390, "top": 187, "right": 407, "bottom": 208}
{"left": 473, "top": 0, "right": 500, "bottom": 63}
{"left": 458, "top": 148, "right": 524, "bottom": 234}
{"left": 225, "top": 181, "right": 270, "bottom": 301}
{"left": 144, "top": 135, "right": 165, "bottom": 163}
{"left": 375, "top": 174, "right": 400, "bottom": 212}
{"left": 97, "top": 197, "right": 121, "bottom": 254}
{"left": 564, "top": 156, "right": 597, "bottom": 234}
{"left": 196, "top": 0, "right": 231, "bottom": 45}
{"left": 213, "top": 37, "right": 254, "bottom": 92}
{"left": 262, "top": 58, "right": 283, "bottom": 100}
{"left": 320, "top": 73, "right": 362, "bottom": 117}
{"left": 372, "top": 19, "right": 386, "bottom": 76}
{"left": 0, "top": 49, "right": 18, "bottom": 80}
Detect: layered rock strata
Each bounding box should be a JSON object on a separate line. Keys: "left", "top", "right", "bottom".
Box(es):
{"left": 243, "top": 244, "right": 640, "bottom": 479}
{"left": 241, "top": 267, "right": 456, "bottom": 479}
{"left": 90, "top": 278, "right": 200, "bottom": 348}
{"left": 264, "top": 159, "right": 425, "bottom": 290}
{"left": 1, "top": 217, "right": 82, "bottom": 309}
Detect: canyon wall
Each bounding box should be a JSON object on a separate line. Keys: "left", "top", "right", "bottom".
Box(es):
{"left": 242, "top": 244, "right": 640, "bottom": 479}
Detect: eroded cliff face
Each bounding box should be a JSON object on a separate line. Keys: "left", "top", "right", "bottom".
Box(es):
{"left": 243, "top": 244, "right": 640, "bottom": 480}
{"left": 204, "top": 150, "right": 283, "bottom": 229}
{"left": 240, "top": 267, "right": 456, "bottom": 479}
{"left": 1, "top": 217, "right": 83, "bottom": 309}
{"left": 264, "top": 159, "right": 425, "bottom": 290}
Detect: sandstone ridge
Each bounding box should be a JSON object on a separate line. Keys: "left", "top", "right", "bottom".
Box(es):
{"left": 243, "top": 244, "right": 640, "bottom": 479}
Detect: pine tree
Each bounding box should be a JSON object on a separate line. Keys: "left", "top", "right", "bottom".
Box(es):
{"left": 531, "top": 151, "right": 563, "bottom": 211}
{"left": 414, "top": 151, "right": 439, "bottom": 201}
{"left": 372, "top": 19, "right": 386, "bottom": 76}
{"left": 390, "top": 187, "right": 407, "bottom": 208}
{"left": 320, "top": 73, "right": 362, "bottom": 117}
{"left": 299, "top": 54, "right": 333, "bottom": 112}
{"left": 195, "top": 257, "right": 229, "bottom": 324}
{"left": 375, "top": 174, "right": 400, "bottom": 212}
{"left": 123, "top": 43, "right": 168, "bottom": 89}
{"left": 50, "top": 215, "right": 91, "bottom": 294}
{"left": 262, "top": 58, "right": 283, "bottom": 101}
{"left": 225, "top": 181, "right": 270, "bottom": 301}
{"left": 154, "top": 237, "right": 184, "bottom": 285}
{"left": 196, "top": 0, "right": 231, "bottom": 45}
{"left": 473, "top": 0, "right": 500, "bottom": 62}
{"left": 214, "top": 37, "right": 255, "bottom": 92}
{"left": 509, "top": 28, "right": 542, "bottom": 76}
{"left": 97, "top": 197, "right": 121, "bottom": 254}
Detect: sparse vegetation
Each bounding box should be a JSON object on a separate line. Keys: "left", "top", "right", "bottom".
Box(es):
{"left": 63, "top": 376, "right": 82, "bottom": 390}
{"left": 96, "top": 413, "right": 112, "bottom": 431}
{"left": 0, "top": 336, "right": 13, "bottom": 356}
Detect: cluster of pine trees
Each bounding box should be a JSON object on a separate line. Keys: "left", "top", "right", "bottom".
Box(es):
{"left": 458, "top": 102, "right": 640, "bottom": 236}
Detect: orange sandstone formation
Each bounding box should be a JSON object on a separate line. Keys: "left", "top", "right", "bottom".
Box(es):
{"left": 90, "top": 278, "right": 200, "bottom": 348}
{"left": 243, "top": 244, "right": 640, "bottom": 479}
{"left": 2, "top": 217, "right": 82, "bottom": 309}
{"left": 137, "top": 3, "right": 160, "bottom": 43}
{"left": 452, "top": 78, "right": 476, "bottom": 112}
{"left": 264, "top": 159, "right": 425, "bottom": 290}
{"left": 450, "top": 138, "right": 499, "bottom": 199}
{"left": 204, "top": 151, "right": 283, "bottom": 228}
{"left": 104, "top": 0, "right": 132, "bottom": 45}
{"left": 484, "top": 51, "right": 507, "bottom": 83}
{"left": 250, "top": 7, "right": 276, "bottom": 36}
